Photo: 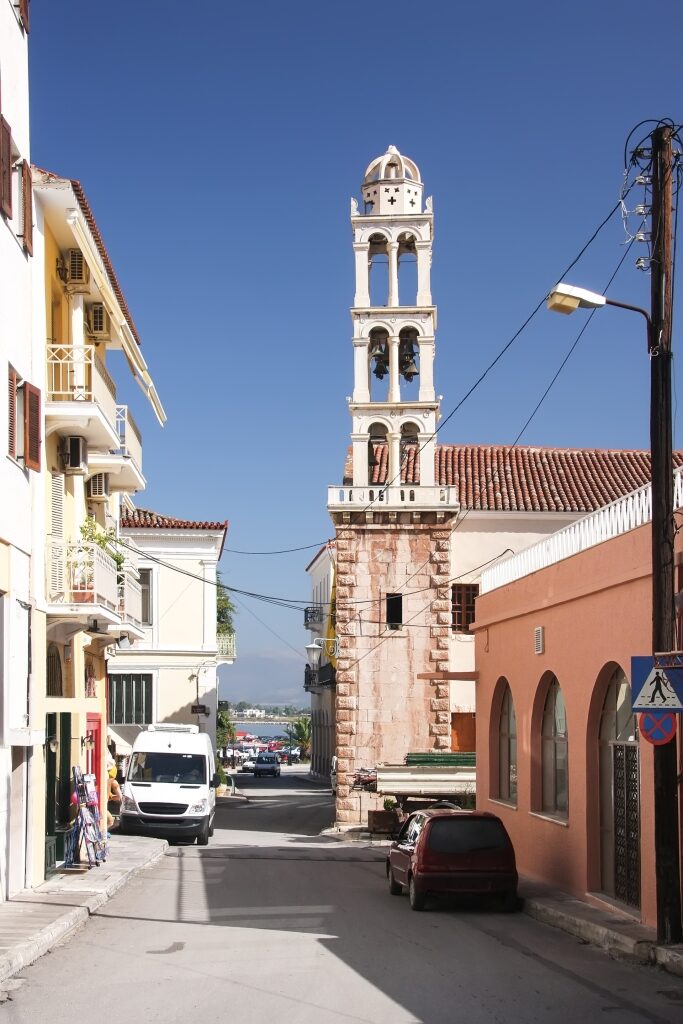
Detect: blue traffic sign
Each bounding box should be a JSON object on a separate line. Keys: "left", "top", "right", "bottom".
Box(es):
{"left": 639, "top": 710, "right": 678, "bottom": 745}
{"left": 631, "top": 656, "right": 683, "bottom": 712}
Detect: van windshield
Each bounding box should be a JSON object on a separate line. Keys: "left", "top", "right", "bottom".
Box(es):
{"left": 427, "top": 817, "right": 508, "bottom": 854}
{"left": 128, "top": 752, "right": 206, "bottom": 784}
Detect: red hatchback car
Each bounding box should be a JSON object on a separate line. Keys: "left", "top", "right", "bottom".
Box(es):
{"left": 386, "top": 809, "right": 518, "bottom": 911}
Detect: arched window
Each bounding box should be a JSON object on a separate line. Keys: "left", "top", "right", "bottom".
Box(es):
{"left": 47, "top": 643, "right": 63, "bottom": 697}
{"left": 541, "top": 676, "right": 568, "bottom": 817}
{"left": 498, "top": 683, "right": 517, "bottom": 804}
{"left": 368, "top": 233, "right": 389, "bottom": 306}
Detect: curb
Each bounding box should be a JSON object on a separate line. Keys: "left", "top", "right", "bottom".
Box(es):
{"left": 0, "top": 840, "right": 168, "bottom": 986}
{"left": 521, "top": 896, "right": 683, "bottom": 978}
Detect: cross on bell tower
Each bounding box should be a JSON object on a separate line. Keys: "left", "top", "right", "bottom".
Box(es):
{"left": 348, "top": 145, "right": 438, "bottom": 490}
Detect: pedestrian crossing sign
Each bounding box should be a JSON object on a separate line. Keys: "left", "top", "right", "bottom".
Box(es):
{"left": 631, "top": 656, "right": 683, "bottom": 712}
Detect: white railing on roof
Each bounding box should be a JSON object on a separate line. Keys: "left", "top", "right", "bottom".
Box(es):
{"left": 217, "top": 634, "right": 236, "bottom": 660}
{"left": 480, "top": 466, "right": 683, "bottom": 594}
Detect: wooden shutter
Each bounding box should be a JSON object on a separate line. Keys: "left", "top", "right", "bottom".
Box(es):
{"left": 21, "top": 160, "right": 32, "bottom": 255}
{"left": 50, "top": 472, "right": 65, "bottom": 595}
{"left": 0, "top": 117, "right": 12, "bottom": 219}
{"left": 8, "top": 368, "right": 17, "bottom": 459}
{"left": 23, "top": 381, "right": 41, "bottom": 471}
{"left": 18, "top": 0, "right": 30, "bottom": 33}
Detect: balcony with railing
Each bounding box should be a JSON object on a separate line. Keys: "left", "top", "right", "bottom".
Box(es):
{"left": 304, "top": 605, "right": 324, "bottom": 629}
{"left": 480, "top": 466, "right": 683, "bottom": 594}
{"left": 46, "top": 540, "right": 119, "bottom": 614}
{"left": 118, "top": 570, "right": 143, "bottom": 633}
{"left": 328, "top": 485, "right": 458, "bottom": 510}
{"left": 217, "top": 633, "right": 236, "bottom": 662}
{"left": 46, "top": 343, "right": 119, "bottom": 448}
{"left": 88, "top": 405, "right": 145, "bottom": 492}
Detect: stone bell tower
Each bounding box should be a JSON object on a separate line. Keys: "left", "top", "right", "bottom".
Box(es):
{"left": 348, "top": 145, "right": 439, "bottom": 490}
{"left": 327, "top": 148, "right": 459, "bottom": 826}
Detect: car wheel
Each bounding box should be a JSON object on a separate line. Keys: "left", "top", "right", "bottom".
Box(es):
{"left": 388, "top": 868, "right": 402, "bottom": 896}
{"left": 408, "top": 875, "right": 426, "bottom": 911}
{"left": 197, "top": 818, "right": 210, "bottom": 846}
{"left": 501, "top": 888, "right": 518, "bottom": 913}
{"left": 209, "top": 816, "right": 215, "bottom": 838}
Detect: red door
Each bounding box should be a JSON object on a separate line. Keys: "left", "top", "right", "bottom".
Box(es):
{"left": 86, "top": 713, "right": 102, "bottom": 802}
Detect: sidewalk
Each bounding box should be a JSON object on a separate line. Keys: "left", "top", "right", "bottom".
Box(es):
{"left": 0, "top": 834, "right": 167, "bottom": 985}
{"left": 321, "top": 824, "right": 683, "bottom": 979}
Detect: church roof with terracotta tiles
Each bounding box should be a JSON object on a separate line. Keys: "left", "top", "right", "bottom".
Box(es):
{"left": 344, "top": 444, "right": 683, "bottom": 514}
{"left": 120, "top": 507, "right": 228, "bottom": 531}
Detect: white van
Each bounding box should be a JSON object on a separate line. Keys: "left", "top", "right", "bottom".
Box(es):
{"left": 119, "top": 724, "right": 219, "bottom": 845}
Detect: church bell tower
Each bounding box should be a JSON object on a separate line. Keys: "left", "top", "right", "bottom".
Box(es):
{"left": 347, "top": 145, "right": 439, "bottom": 491}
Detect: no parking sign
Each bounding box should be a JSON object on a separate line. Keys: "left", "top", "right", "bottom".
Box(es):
{"left": 639, "top": 710, "right": 677, "bottom": 746}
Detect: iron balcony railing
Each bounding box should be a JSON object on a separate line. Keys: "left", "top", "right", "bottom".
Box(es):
{"left": 304, "top": 605, "right": 324, "bottom": 628}
{"left": 217, "top": 633, "right": 236, "bottom": 659}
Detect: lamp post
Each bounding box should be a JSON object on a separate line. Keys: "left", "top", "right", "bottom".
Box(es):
{"left": 547, "top": 266, "right": 682, "bottom": 942}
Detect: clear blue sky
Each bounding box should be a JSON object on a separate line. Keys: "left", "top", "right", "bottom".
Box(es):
{"left": 29, "top": 1, "right": 683, "bottom": 703}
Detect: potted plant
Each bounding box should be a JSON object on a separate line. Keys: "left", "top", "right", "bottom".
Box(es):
{"left": 368, "top": 798, "right": 400, "bottom": 834}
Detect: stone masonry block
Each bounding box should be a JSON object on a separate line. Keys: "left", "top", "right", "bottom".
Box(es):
{"left": 337, "top": 696, "right": 358, "bottom": 710}
{"left": 430, "top": 599, "right": 450, "bottom": 612}
{"left": 337, "top": 575, "right": 355, "bottom": 587}
{"left": 436, "top": 636, "right": 450, "bottom": 650}
{"left": 336, "top": 671, "right": 357, "bottom": 685}
{"left": 429, "top": 650, "right": 449, "bottom": 662}
{"left": 337, "top": 747, "right": 355, "bottom": 758}
{"left": 430, "top": 627, "right": 449, "bottom": 637}
{"left": 435, "top": 711, "right": 451, "bottom": 724}
{"left": 429, "top": 551, "right": 450, "bottom": 564}
{"left": 429, "top": 723, "right": 450, "bottom": 736}
{"left": 435, "top": 685, "right": 450, "bottom": 698}
{"left": 336, "top": 710, "right": 354, "bottom": 722}
{"left": 336, "top": 799, "right": 358, "bottom": 812}
{"left": 337, "top": 722, "right": 357, "bottom": 736}
{"left": 337, "top": 810, "right": 356, "bottom": 823}
{"left": 335, "top": 683, "right": 350, "bottom": 697}
{"left": 433, "top": 735, "right": 451, "bottom": 749}
{"left": 436, "top": 540, "right": 451, "bottom": 552}
{"left": 430, "top": 575, "right": 450, "bottom": 587}
{"left": 337, "top": 785, "right": 350, "bottom": 798}
{"left": 436, "top": 613, "right": 452, "bottom": 626}
{"left": 431, "top": 531, "right": 452, "bottom": 540}
{"left": 430, "top": 698, "right": 449, "bottom": 712}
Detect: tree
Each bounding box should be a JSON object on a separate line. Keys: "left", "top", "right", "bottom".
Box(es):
{"left": 292, "top": 716, "right": 312, "bottom": 759}
{"left": 217, "top": 572, "right": 236, "bottom": 635}
{"left": 216, "top": 708, "right": 236, "bottom": 749}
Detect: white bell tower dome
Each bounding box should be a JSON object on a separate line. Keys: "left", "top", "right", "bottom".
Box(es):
{"left": 346, "top": 146, "right": 439, "bottom": 491}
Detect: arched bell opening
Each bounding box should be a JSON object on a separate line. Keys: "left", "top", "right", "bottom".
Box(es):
{"left": 368, "top": 233, "right": 389, "bottom": 307}
{"left": 397, "top": 232, "right": 417, "bottom": 306}
{"left": 398, "top": 326, "right": 420, "bottom": 401}
{"left": 400, "top": 422, "right": 420, "bottom": 482}
{"left": 368, "top": 327, "right": 390, "bottom": 402}
{"left": 367, "top": 422, "right": 388, "bottom": 483}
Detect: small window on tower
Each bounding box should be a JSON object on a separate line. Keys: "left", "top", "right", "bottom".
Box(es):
{"left": 386, "top": 593, "right": 402, "bottom": 631}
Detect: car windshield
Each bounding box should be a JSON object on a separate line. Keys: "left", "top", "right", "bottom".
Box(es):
{"left": 128, "top": 752, "right": 206, "bottom": 784}
{"left": 426, "top": 817, "right": 508, "bottom": 854}
{"left": 257, "top": 754, "right": 275, "bottom": 763}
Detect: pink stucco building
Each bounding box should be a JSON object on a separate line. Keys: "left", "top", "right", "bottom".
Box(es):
{"left": 473, "top": 473, "right": 683, "bottom": 928}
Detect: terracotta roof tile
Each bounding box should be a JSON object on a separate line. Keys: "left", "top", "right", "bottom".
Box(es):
{"left": 344, "top": 444, "right": 683, "bottom": 513}
{"left": 121, "top": 507, "right": 228, "bottom": 531}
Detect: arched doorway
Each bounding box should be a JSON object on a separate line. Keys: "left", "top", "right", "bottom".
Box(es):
{"left": 598, "top": 667, "right": 640, "bottom": 908}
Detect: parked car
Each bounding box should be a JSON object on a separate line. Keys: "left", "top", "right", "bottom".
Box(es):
{"left": 386, "top": 809, "right": 518, "bottom": 912}
{"left": 254, "top": 753, "right": 281, "bottom": 778}
{"left": 240, "top": 758, "right": 256, "bottom": 773}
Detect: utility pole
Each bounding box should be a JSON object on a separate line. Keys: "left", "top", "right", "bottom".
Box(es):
{"left": 649, "top": 123, "right": 683, "bottom": 944}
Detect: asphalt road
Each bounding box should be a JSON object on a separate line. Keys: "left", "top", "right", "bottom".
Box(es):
{"left": 4, "top": 768, "right": 683, "bottom": 1023}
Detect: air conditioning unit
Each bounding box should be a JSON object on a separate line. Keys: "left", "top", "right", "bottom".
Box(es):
{"left": 65, "top": 248, "right": 89, "bottom": 288}
{"left": 60, "top": 435, "right": 88, "bottom": 474}
{"left": 87, "top": 473, "right": 110, "bottom": 502}
{"left": 87, "top": 302, "right": 109, "bottom": 339}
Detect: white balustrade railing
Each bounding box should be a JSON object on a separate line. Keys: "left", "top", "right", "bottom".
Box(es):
{"left": 217, "top": 634, "right": 236, "bottom": 659}
{"left": 481, "top": 466, "right": 683, "bottom": 593}
{"left": 116, "top": 404, "right": 143, "bottom": 472}
{"left": 46, "top": 541, "right": 118, "bottom": 611}
{"left": 119, "top": 572, "right": 142, "bottom": 628}
{"left": 46, "top": 344, "right": 117, "bottom": 428}
{"left": 328, "top": 485, "right": 458, "bottom": 509}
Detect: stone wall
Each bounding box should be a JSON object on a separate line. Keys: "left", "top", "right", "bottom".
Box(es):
{"left": 332, "top": 514, "right": 457, "bottom": 824}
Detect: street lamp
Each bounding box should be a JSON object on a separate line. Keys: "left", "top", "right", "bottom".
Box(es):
{"left": 547, "top": 282, "right": 653, "bottom": 350}
{"left": 548, "top": 277, "right": 682, "bottom": 943}
{"left": 305, "top": 637, "right": 339, "bottom": 682}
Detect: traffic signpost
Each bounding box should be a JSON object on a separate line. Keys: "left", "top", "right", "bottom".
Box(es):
{"left": 631, "top": 656, "right": 683, "bottom": 712}
{"left": 640, "top": 710, "right": 678, "bottom": 747}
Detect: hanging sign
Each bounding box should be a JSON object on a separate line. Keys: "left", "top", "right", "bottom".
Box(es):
{"left": 631, "top": 656, "right": 683, "bottom": 712}
{"left": 639, "top": 710, "right": 678, "bottom": 746}
{"left": 191, "top": 703, "right": 210, "bottom": 717}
